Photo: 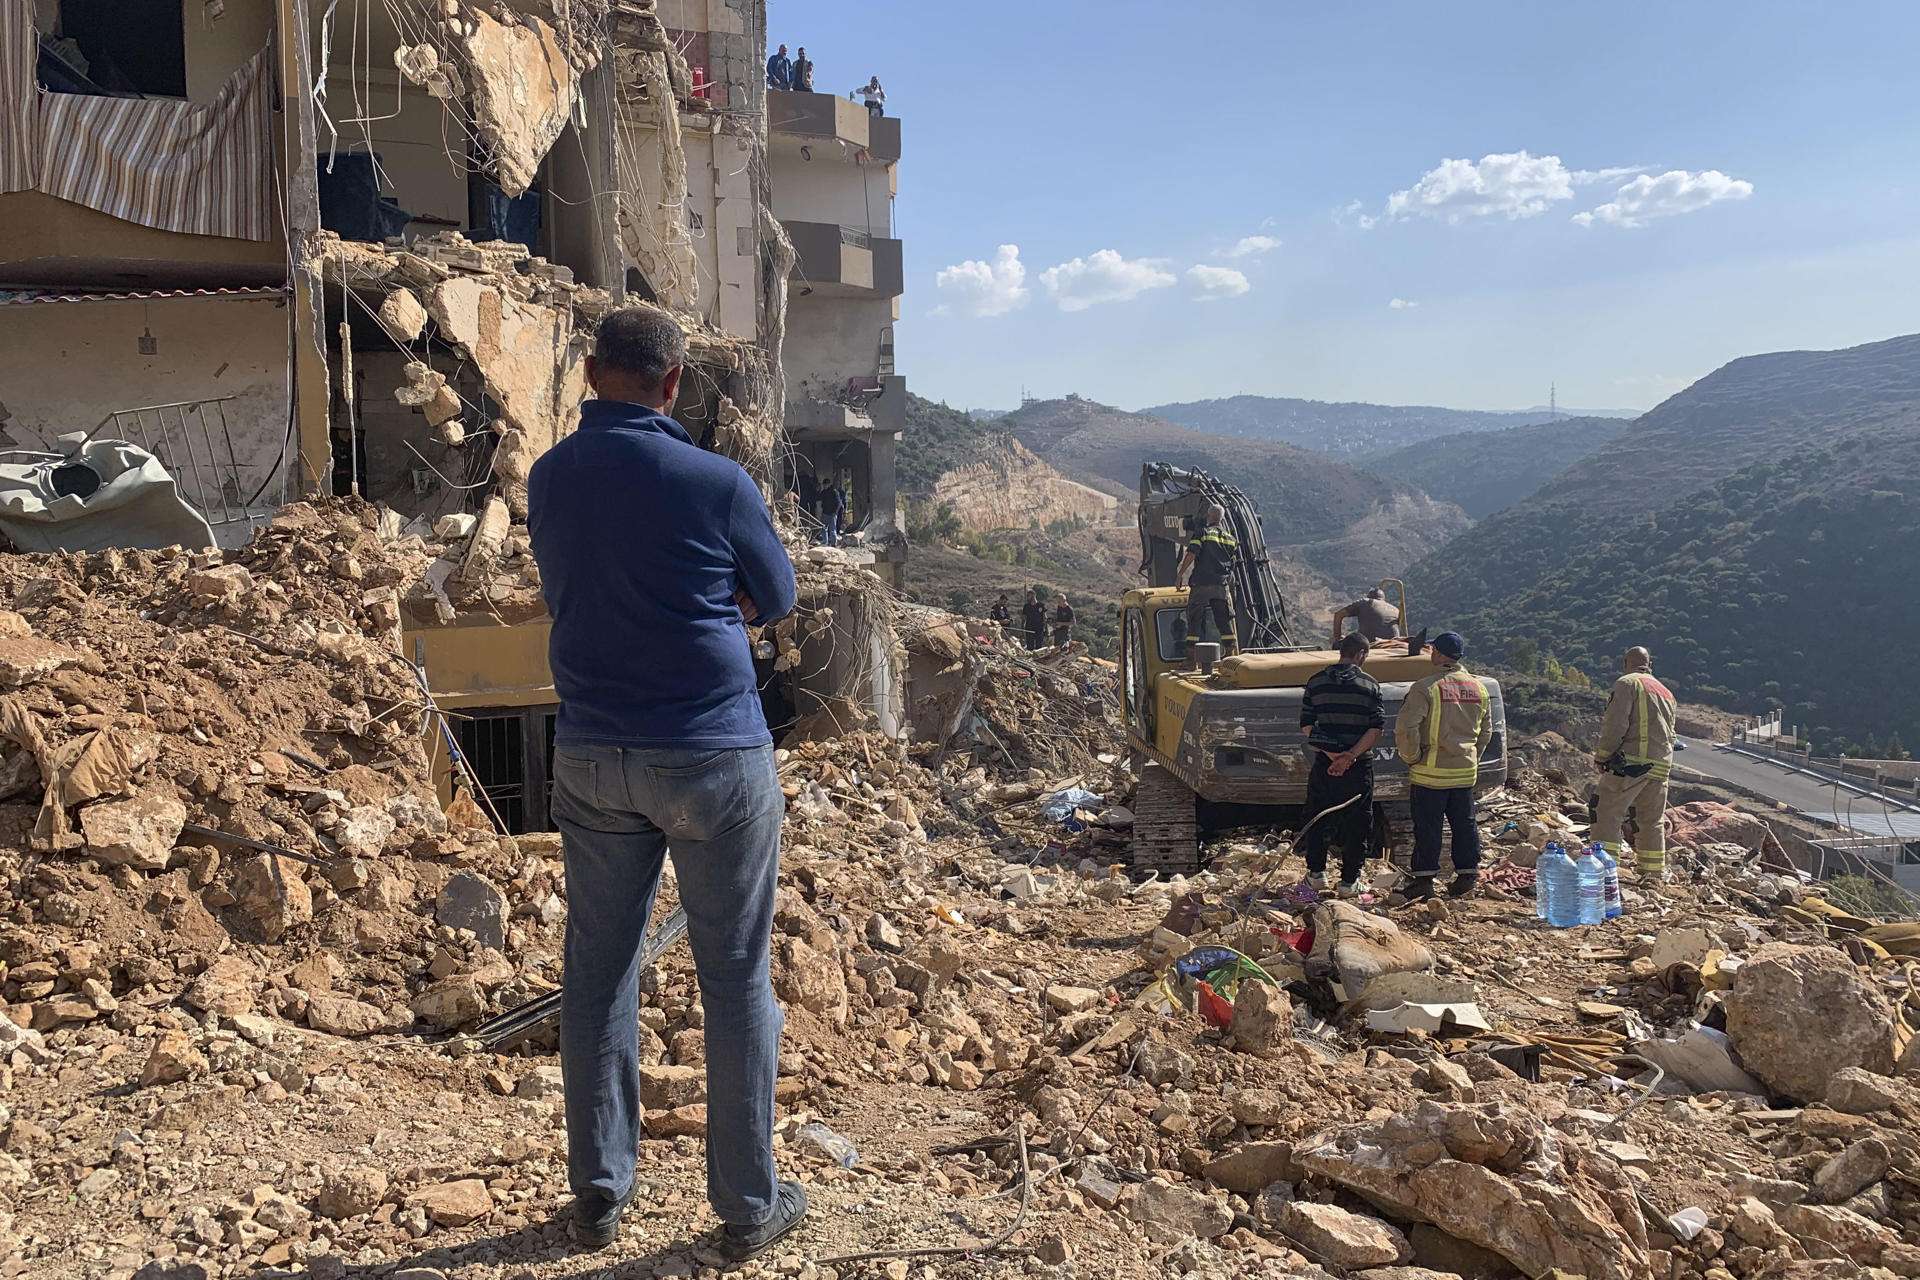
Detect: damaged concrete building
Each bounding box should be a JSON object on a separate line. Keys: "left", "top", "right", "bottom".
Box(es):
{"left": 0, "top": 0, "right": 911, "bottom": 831}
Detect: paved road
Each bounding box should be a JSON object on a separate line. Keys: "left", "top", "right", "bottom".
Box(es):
{"left": 1677, "top": 737, "right": 1920, "bottom": 839}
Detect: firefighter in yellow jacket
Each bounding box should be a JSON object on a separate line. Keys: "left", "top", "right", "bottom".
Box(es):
{"left": 1592, "top": 646, "right": 1676, "bottom": 880}
{"left": 1394, "top": 631, "right": 1492, "bottom": 901}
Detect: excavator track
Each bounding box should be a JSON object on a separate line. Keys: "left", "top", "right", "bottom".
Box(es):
{"left": 1132, "top": 761, "right": 1199, "bottom": 875}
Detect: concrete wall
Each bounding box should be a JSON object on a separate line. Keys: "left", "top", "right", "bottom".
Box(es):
{"left": 617, "top": 116, "right": 761, "bottom": 341}
{"left": 314, "top": 66, "right": 471, "bottom": 230}
{"left": 770, "top": 150, "right": 891, "bottom": 235}
{"left": 784, "top": 294, "right": 896, "bottom": 397}
{"left": 660, "top": 0, "right": 759, "bottom": 113}
{"left": 0, "top": 294, "right": 291, "bottom": 501}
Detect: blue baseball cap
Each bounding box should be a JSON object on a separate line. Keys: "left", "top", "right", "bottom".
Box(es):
{"left": 1431, "top": 631, "right": 1465, "bottom": 660}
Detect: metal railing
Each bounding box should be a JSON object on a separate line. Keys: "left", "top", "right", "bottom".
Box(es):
{"left": 80, "top": 397, "right": 253, "bottom": 528}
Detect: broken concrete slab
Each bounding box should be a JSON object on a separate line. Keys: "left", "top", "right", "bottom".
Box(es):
{"left": 1293, "top": 1101, "right": 1650, "bottom": 1280}
{"left": 1724, "top": 943, "right": 1899, "bottom": 1102}
{"left": 1280, "top": 1201, "right": 1411, "bottom": 1269}
{"left": 79, "top": 788, "right": 185, "bottom": 872}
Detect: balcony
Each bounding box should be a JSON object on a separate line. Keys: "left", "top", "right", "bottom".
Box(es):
{"left": 784, "top": 221, "right": 902, "bottom": 299}
{"left": 768, "top": 90, "right": 870, "bottom": 149}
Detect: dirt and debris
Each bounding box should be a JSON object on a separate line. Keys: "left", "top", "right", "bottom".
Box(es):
{"left": 0, "top": 503, "right": 1917, "bottom": 1280}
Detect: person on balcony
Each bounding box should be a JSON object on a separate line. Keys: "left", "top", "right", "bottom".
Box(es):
{"left": 851, "top": 76, "right": 886, "bottom": 116}
{"left": 792, "top": 48, "right": 814, "bottom": 92}
{"left": 766, "top": 45, "right": 791, "bottom": 91}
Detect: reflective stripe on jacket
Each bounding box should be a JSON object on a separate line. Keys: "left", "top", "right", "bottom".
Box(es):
{"left": 1595, "top": 671, "right": 1676, "bottom": 780}
{"left": 1394, "top": 661, "right": 1491, "bottom": 788}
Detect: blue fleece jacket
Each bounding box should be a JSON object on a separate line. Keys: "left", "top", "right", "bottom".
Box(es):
{"left": 528, "top": 400, "right": 797, "bottom": 749}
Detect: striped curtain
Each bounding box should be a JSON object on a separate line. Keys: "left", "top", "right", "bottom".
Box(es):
{"left": 38, "top": 41, "right": 275, "bottom": 242}
{"left": 0, "top": 0, "right": 36, "bottom": 194}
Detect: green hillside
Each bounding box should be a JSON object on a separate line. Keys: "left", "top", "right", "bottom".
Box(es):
{"left": 899, "top": 394, "right": 998, "bottom": 492}
{"left": 1407, "top": 333, "right": 1920, "bottom": 626}
{"left": 1444, "top": 415, "right": 1920, "bottom": 750}
{"left": 1362, "top": 417, "right": 1628, "bottom": 518}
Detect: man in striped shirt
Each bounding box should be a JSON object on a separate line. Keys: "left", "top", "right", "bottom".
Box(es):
{"left": 1299, "top": 633, "right": 1385, "bottom": 897}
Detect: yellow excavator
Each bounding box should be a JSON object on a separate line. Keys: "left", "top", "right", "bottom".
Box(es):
{"left": 1123, "top": 463, "right": 1508, "bottom": 874}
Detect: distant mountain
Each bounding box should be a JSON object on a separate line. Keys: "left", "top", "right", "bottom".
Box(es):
{"left": 1362, "top": 417, "right": 1630, "bottom": 518}
{"left": 1142, "top": 394, "right": 1633, "bottom": 458}
{"left": 996, "top": 395, "right": 1471, "bottom": 588}
{"left": 1403, "top": 332, "right": 1920, "bottom": 748}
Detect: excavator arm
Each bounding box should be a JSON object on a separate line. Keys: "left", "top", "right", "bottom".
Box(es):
{"left": 1137, "top": 462, "right": 1298, "bottom": 649}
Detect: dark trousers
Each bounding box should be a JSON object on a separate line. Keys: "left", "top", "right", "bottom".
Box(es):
{"left": 1410, "top": 784, "right": 1480, "bottom": 877}
{"left": 1184, "top": 584, "right": 1235, "bottom": 647}
{"left": 1304, "top": 754, "right": 1372, "bottom": 881}
{"left": 1025, "top": 628, "right": 1044, "bottom": 651}
{"left": 1052, "top": 626, "right": 1071, "bottom": 647}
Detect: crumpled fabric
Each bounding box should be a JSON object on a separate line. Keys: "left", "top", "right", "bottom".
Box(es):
{"left": 0, "top": 694, "right": 148, "bottom": 849}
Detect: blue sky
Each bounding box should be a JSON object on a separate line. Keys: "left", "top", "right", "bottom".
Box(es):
{"left": 773, "top": 0, "right": 1920, "bottom": 414}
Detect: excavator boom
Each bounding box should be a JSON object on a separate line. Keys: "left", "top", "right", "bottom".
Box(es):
{"left": 1137, "top": 461, "right": 1298, "bottom": 649}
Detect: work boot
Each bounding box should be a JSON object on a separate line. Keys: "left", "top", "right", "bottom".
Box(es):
{"left": 1445, "top": 872, "right": 1479, "bottom": 898}
{"left": 1396, "top": 877, "right": 1436, "bottom": 904}
{"left": 569, "top": 1181, "right": 638, "bottom": 1252}
{"left": 1304, "top": 872, "right": 1330, "bottom": 892}
{"left": 717, "top": 1181, "right": 809, "bottom": 1263}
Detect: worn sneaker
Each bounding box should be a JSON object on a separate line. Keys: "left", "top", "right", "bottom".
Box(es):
{"left": 1337, "top": 880, "right": 1364, "bottom": 899}
{"left": 1445, "top": 873, "right": 1479, "bottom": 898}
{"left": 1305, "top": 872, "right": 1331, "bottom": 892}
{"left": 569, "top": 1181, "right": 638, "bottom": 1252}
{"left": 717, "top": 1181, "right": 809, "bottom": 1263}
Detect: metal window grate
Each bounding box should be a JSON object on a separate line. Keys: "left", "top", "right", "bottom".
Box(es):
{"left": 455, "top": 712, "right": 527, "bottom": 834}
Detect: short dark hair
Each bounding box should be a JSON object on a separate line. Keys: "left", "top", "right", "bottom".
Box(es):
{"left": 1339, "top": 633, "right": 1370, "bottom": 659}
{"left": 594, "top": 306, "right": 686, "bottom": 390}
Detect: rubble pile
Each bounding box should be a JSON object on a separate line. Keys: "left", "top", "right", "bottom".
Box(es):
{"left": 2, "top": 504, "right": 1920, "bottom": 1279}
{"left": 0, "top": 499, "right": 578, "bottom": 1054}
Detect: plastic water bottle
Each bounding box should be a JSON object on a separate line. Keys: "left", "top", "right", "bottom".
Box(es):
{"left": 1540, "top": 845, "right": 1581, "bottom": 928}
{"left": 1594, "top": 843, "right": 1623, "bottom": 919}
{"left": 1534, "top": 843, "right": 1559, "bottom": 919}
{"left": 1574, "top": 849, "right": 1606, "bottom": 925}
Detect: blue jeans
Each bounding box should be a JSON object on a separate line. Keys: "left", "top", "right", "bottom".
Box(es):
{"left": 551, "top": 742, "right": 786, "bottom": 1225}
{"left": 819, "top": 512, "right": 840, "bottom": 546}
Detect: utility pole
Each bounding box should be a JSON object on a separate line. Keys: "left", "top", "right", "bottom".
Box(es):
{"left": 1549, "top": 382, "right": 1558, "bottom": 420}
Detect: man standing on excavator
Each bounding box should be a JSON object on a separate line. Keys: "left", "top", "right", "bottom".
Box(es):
{"left": 1592, "top": 646, "right": 1676, "bottom": 882}
{"left": 1177, "top": 504, "right": 1238, "bottom": 652}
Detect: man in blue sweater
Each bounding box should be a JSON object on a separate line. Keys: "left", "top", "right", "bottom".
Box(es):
{"left": 528, "top": 306, "right": 805, "bottom": 1259}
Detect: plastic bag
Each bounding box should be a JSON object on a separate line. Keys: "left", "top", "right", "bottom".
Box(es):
{"left": 1040, "top": 787, "right": 1101, "bottom": 822}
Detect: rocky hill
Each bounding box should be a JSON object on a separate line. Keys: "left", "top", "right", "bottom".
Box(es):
{"left": 998, "top": 396, "right": 1472, "bottom": 588}
{"left": 1407, "top": 331, "right": 1920, "bottom": 748}
{"left": 1362, "top": 416, "right": 1629, "bottom": 518}
{"left": 1144, "top": 394, "right": 1632, "bottom": 458}
{"left": 925, "top": 437, "right": 1119, "bottom": 535}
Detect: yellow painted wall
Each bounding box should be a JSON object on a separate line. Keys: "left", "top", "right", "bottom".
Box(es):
{"left": 406, "top": 619, "right": 556, "bottom": 710}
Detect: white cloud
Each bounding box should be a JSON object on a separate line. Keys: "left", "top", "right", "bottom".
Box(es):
{"left": 1039, "top": 250, "right": 1176, "bottom": 312}
{"left": 932, "top": 244, "right": 1028, "bottom": 317}
{"left": 1223, "top": 234, "right": 1280, "bottom": 258}
{"left": 1186, "top": 265, "right": 1251, "bottom": 301}
{"left": 1388, "top": 297, "right": 1419, "bottom": 309}
{"left": 1573, "top": 169, "right": 1754, "bottom": 228}
{"left": 1384, "top": 151, "right": 1575, "bottom": 222}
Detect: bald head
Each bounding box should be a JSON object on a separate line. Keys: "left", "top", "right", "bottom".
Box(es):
{"left": 1624, "top": 646, "right": 1652, "bottom": 673}
{"left": 1204, "top": 504, "right": 1225, "bottom": 525}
